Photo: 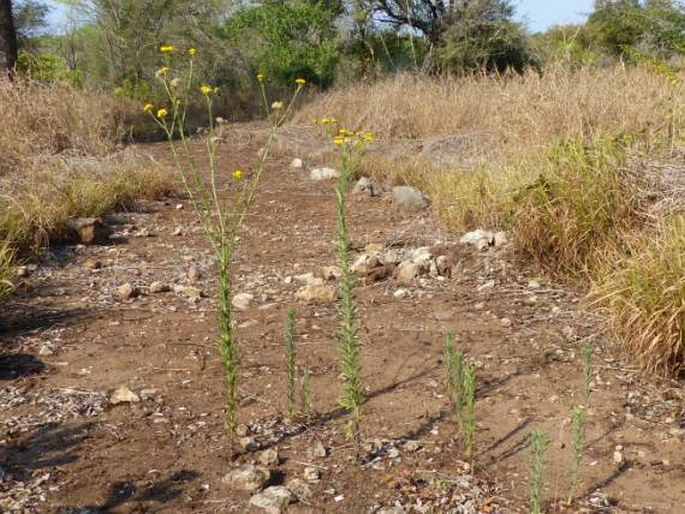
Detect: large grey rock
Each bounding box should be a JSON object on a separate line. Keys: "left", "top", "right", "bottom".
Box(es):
{"left": 249, "top": 486, "right": 294, "bottom": 513}
{"left": 392, "top": 186, "right": 428, "bottom": 208}
{"left": 222, "top": 465, "right": 270, "bottom": 493}
{"left": 310, "top": 167, "right": 339, "bottom": 181}
{"left": 286, "top": 478, "right": 313, "bottom": 502}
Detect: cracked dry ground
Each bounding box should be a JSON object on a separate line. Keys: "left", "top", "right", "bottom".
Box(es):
{"left": 1, "top": 125, "right": 684, "bottom": 513}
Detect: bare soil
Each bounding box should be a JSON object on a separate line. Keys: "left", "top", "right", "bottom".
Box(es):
{"left": 1, "top": 124, "right": 683, "bottom": 513}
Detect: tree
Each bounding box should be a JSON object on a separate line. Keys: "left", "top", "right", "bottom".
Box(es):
{"left": 14, "top": 0, "right": 49, "bottom": 51}
{"left": 0, "top": 0, "right": 18, "bottom": 75}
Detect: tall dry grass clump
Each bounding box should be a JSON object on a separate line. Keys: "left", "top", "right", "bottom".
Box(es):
{"left": 593, "top": 216, "right": 685, "bottom": 376}
{"left": 0, "top": 79, "right": 175, "bottom": 285}
{"left": 0, "top": 79, "right": 129, "bottom": 172}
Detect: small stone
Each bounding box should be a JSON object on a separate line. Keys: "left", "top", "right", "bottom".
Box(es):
{"left": 184, "top": 287, "right": 203, "bottom": 302}
{"left": 222, "top": 465, "right": 270, "bottom": 493}
{"left": 395, "top": 260, "right": 422, "bottom": 283}
{"left": 295, "top": 285, "right": 337, "bottom": 303}
{"left": 117, "top": 283, "right": 138, "bottom": 300}
{"left": 613, "top": 450, "right": 624, "bottom": 464}
{"left": 402, "top": 440, "right": 420, "bottom": 453}
{"left": 175, "top": 203, "right": 184, "bottom": 210}
{"left": 310, "top": 167, "right": 339, "bottom": 181}
{"left": 139, "top": 388, "right": 158, "bottom": 400}
{"left": 67, "top": 217, "right": 110, "bottom": 245}
{"left": 149, "top": 281, "right": 170, "bottom": 293}
{"left": 259, "top": 448, "right": 280, "bottom": 467}
{"left": 392, "top": 186, "right": 428, "bottom": 208}
{"left": 500, "top": 317, "right": 512, "bottom": 328}
{"left": 477, "top": 280, "right": 496, "bottom": 291}
{"left": 353, "top": 177, "right": 381, "bottom": 197}
{"left": 290, "top": 158, "right": 304, "bottom": 169}
{"left": 393, "top": 288, "right": 408, "bottom": 299}
{"left": 475, "top": 238, "right": 490, "bottom": 251}
{"left": 172, "top": 227, "right": 184, "bottom": 236}
{"left": 528, "top": 279, "right": 541, "bottom": 289}
{"left": 85, "top": 260, "right": 102, "bottom": 270}
{"left": 308, "top": 439, "right": 327, "bottom": 458}
{"left": 249, "top": 485, "right": 294, "bottom": 513}
{"left": 239, "top": 436, "right": 260, "bottom": 452}
{"left": 493, "top": 231, "right": 508, "bottom": 247}
{"left": 187, "top": 266, "right": 202, "bottom": 283}
{"left": 303, "top": 466, "right": 321, "bottom": 482}
{"left": 435, "top": 255, "right": 451, "bottom": 277}
{"left": 387, "top": 447, "right": 400, "bottom": 459}
{"left": 110, "top": 386, "right": 141, "bottom": 405}
{"left": 233, "top": 292, "right": 254, "bottom": 311}
{"left": 384, "top": 249, "right": 402, "bottom": 264}
{"left": 38, "top": 344, "right": 54, "bottom": 357}
{"left": 286, "top": 478, "right": 313, "bottom": 502}
{"left": 15, "top": 266, "right": 30, "bottom": 278}
{"left": 459, "top": 229, "right": 494, "bottom": 246}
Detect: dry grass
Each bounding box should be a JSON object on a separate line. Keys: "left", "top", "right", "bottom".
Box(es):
{"left": 0, "top": 79, "right": 176, "bottom": 291}
{"left": 296, "top": 65, "right": 685, "bottom": 375}
{"left": 592, "top": 216, "right": 685, "bottom": 376}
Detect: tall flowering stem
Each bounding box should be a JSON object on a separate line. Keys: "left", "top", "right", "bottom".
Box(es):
{"left": 145, "top": 48, "right": 305, "bottom": 448}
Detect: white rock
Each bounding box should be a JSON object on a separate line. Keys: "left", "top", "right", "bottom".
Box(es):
{"left": 232, "top": 293, "right": 254, "bottom": 311}
{"left": 393, "top": 288, "right": 408, "bottom": 299}
{"left": 290, "top": 158, "right": 303, "bottom": 169}
{"left": 392, "top": 186, "right": 428, "bottom": 208}
{"left": 310, "top": 167, "right": 339, "bottom": 181}
{"left": 222, "top": 465, "right": 270, "bottom": 493}
{"left": 110, "top": 386, "right": 141, "bottom": 405}
{"left": 249, "top": 486, "right": 294, "bottom": 513}
{"left": 38, "top": 344, "right": 54, "bottom": 357}
{"left": 320, "top": 266, "right": 341, "bottom": 281}
{"left": 459, "top": 229, "right": 494, "bottom": 246}
{"left": 613, "top": 450, "right": 624, "bottom": 464}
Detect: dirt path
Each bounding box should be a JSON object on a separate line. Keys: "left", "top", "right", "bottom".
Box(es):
{"left": 1, "top": 125, "right": 683, "bottom": 513}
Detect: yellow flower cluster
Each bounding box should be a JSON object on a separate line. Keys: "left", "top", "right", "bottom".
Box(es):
{"left": 312, "top": 117, "right": 338, "bottom": 125}
{"left": 332, "top": 128, "right": 375, "bottom": 147}
{"left": 295, "top": 77, "right": 306, "bottom": 87}
{"left": 232, "top": 169, "right": 244, "bottom": 180}
{"left": 160, "top": 45, "right": 174, "bottom": 53}
{"left": 200, "top": 84, "right": 218, "bottom": 96}
{"left": 257, "top": 72, "right": 265, "bottom": 82}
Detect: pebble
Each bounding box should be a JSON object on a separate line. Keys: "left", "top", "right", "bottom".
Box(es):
{"left": 187, "top": 266, "right": 202, "bottom": 283}
{"left": 303, "top": 466, "right": 321, "bottom": 481}
{"left": 392, "top": 186, "right": 428, "bottom": 208}
{"left": 239, "top": 436, "right": 260, "bottom": 451}
{"left": 149, "top": 281, "right": 170, "bottom": 293}
{"left": 286, "top": 478, "right": 313, "bottom": 502}
{"left": 233, "top": 292, "right": 255, "bottom": 311}
{"left": 308, "top": 439, "right": 327, "bottom": 458}
{"left": 116, "top": 283, "right": 138, "bottom": 300}
{"left": 109, "top": 386, "right": 141, "bottom": 405}
{"left": 393, "top": 288, "right": 408, "bottom": 299}
{"left": 259, "top": 448, "right": 280, "bottom": 467}
{"left": 295, "top": 285, "right": 337, "bottom": 303}
{"left": 290, "top": 158, "right": 303, "bottom": 169}
{"left": 310, "top": 167, "right": 339, "bottom": 181}
{"left": 38, "top": 344, "right": 54, "bottom": 357}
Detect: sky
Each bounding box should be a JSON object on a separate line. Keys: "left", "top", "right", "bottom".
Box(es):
{"left": 44, "top": 1, "right": 596, "bottom": 34}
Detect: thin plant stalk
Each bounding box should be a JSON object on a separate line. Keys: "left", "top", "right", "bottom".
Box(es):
{"left": 300, "top": 368, "right": 313, "bottom": 420}
{"left": 285, "top": 306, "right": 297, "bottom": 418}
{"left": 147, "top": 50, "right": 305, "bottom": 445}
{"left": 530, "top": 429, "right": 551, "bottom": 514}
{"left": 568, "top": 406, "right": 588, "bottom": 505}
{"left": 462, "top": 365, "right": 476, "bottom": 465}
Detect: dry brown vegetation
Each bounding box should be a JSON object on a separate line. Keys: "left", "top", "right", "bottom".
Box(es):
{"left": 296, "top": 65, "right": 685, "bottom": 375}
{"left": 0, "top": 80, "right": 176, "bottom": 298}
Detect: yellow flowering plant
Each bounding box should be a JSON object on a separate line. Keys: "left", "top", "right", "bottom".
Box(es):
{"left": 143, "top": 47, "right": 306, "bottom": 448}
